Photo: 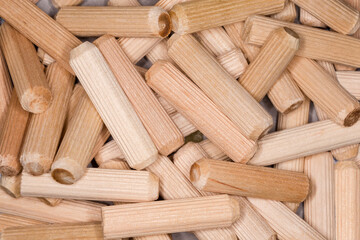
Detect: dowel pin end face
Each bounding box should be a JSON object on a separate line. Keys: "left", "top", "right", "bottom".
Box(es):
{"left": 343, "top": 106, "right": 360, "bottom": 127}
{"left": 21, "top": 153, "right": 52, "bottom": 176}
{"left": 169, "top": 4, "right": 185, "bottom": 34}
{"left": 157, "top": 12, "right": 172, "bottom": 38}
{"left": 21, "top": 87, "right": 52, "bottom": 114}
{"left": 51, "top": 158, "right": 85, "bottom": 184}
{"left": 190, "top": 158, "right": 210, "bottom": 190}
{"left": 348, "top": 13, "right": 360, "bottom": 35}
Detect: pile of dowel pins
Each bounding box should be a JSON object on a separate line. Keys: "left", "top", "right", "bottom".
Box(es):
{"left": 0, "top": 0, "right": 360, "bottom": 239}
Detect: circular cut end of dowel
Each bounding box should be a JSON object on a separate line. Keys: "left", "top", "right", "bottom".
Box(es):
{"left": 283, "top": 27, "right": 299, "bottom": 39}
{"left": 21, "top": 153, "right": 51, "bottom": 176}
{"left": 24, "top": 162, "right": 45, "bottom": 176}
{"left": 348, "top": 14, "right": 360, "bottom": 35}
{"left": 190, "top": 159, "right": 209, "bottom": 190}
{"left": 335, "top": 160, "right": 359, "bottom": 170}
{"left": 51, "top": 158, "right": 84, "bottom": 184}
{"left": 332, "top": 146, "right": 359, "bottom": 161}
{"left": 158, "top": 12, "right": 172, "bottom": 38}
{"left": 52, "top": 168, "right": 76, "bottom": 185}
{"left": 130, "top": 151, "right": 159, "bottom": 170}
{"left": 169, "top": 5, "right": 186, "bottom": 34}
{"left": 344, "top": 107, "right": 360, "bottom": 127}
{"left": 229, "top": 196, "right": 241, "bottom": 222}
{"left": 0, "top": 162, "right": 19, "bottom": 176}
{"left": 282, "top": 100, "right": 303, "bottom": 114}
{"left": 1, "top": 186, "right": 18, "bottom": 198}
{"left": 257, "top": 121, "right": 274, "bottom": 140}
{"left": 148, "top": 173, "right": 160, "bottom": 201}
{"left": 21, "top": 87, "right": 52, "bottom": 114}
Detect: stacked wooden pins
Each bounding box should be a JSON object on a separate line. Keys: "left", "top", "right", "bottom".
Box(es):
{"left": 0, "top": 0, "right": 360, "bottom": 239}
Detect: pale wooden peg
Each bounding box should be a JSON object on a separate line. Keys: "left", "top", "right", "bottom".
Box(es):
{"left": 0, "top": 48, "right": 12, "bottom": 125}
{"left": 134, "top": 235, "right": 172, "bottom": 240}
{"left": 0, "top": 214, "right": 44, "bottom": 233}
{"left": 70, "top": 42, "right": 158, "bottom": 170}
{"left": 118, "top": 37, "right": 161, "bottom": 64}
{"left": 337, "top": 71, "right": 360, "bottom": 100}
{"left": 99, "top": 158, "right": 130, "bottom": 170}
{"left": 37, "top": 48, "right": 55, "bottom": 66}
{"left": 108, "top": 0, "right": 140, "bottom": 6}
{"left": 169, "top": 112, "right": 197, "bottom": 137}
{"left": 217, "top": 48, "right": 248, "bottom": 79}
{"left": 0, "top": 23, "right": 52, "bottom": 113}
{"left": 299, "top": 9, "right": 327, "bottom": 28}
{"left": 199, "top": 139, "right": 229, "bottom": 161}
{"left": 271, "top": 1, "right": 297, "bottom": 22}
{"left": 146, "top": 40, "right": 177, "bottom": 66}
{"left": 1, "top": 175, "right": 21, "bottom": 198}
{"left": 95, "top": 140, "right": 125, "bottom": 166}
{"left": 52, "top": 0, "right": 83, "bottom": 8}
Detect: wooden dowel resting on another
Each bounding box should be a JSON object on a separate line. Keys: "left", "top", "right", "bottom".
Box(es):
{"left": 271, "top": 1, "right": 297, "bottom": 22}
{"left": 292, "top": 0, "right": 360, "bottom": 34}
{"left": 169, "top": 112, "right": 197, "bottom": 137}
{"left": 337, "top": 71, "right": 360, "bottom": 100}
{"left": 304, "top": 152, "right": 336, "bottom": 240}
{"left": 299, "top": 9, "right": 326, "bottom": 28}
{"left": 1, "top": 175, "right": 21, "bottom": 198}
{"left": 146, "top": 61, "right": 257, "bottom": 163}
{"left": 37, "top": 48, "right": 55, "bottom": 66}
{"left": 1, "top": 222, "right": 103, "bottom": 240}
{"left": 52, "top": 0, "right": 83, "bottom": 8}
{"left": 146, "top": 40, "right": 177, "bottom": 66}
{"left": 0, "top": 214, "right": 44, "bottom": 233}
{"left": 94, "top": 35, "right": 184, "bottom": 156}
{"left": 169, "top": 0, "right": 285, "bottom": 34}
{"left": 108, "top": 0, "right": 140, "bottom": 6}
{"left": 168, "top": 33, "right": 273, "bottom": 141}
{"left": 51, "top": 93, "right": 103, "bottom": 184}
{"left": 0, "top": 48, "right": 12, "bottom": 125}
{"left": 199, "top": 139, "right": 229, "bottom": 161}
{"left": 0, "top": 90, "right": 29, "bottom": 176}
{"left": 102, "top": 195, "right": 240, "bottom": 239}
{"left": 0, "top": 23, "right": 52, "bottom": 113}
{"left": 95, "top": 140, "right": 125, "bottom": 166}
{"left": 118, "top": 37, "right": 161, "bottom": 64}
{"left": 99, "top": 158, "right": 130, "bottom": 170}
{"left": 20, "top": 63, "right": 74, "bottom": 176}
{"left": 242, "top": 15, "right": 360, "bottom": 68}
{"left": 217, "top": 48, "right": 248, "bottom": 79}
{"left": 56, "top": 6, "right": 171, "bottom": 38}
{"left": 335, "top": 161, "right": 360, "bottom": 240}
{"left": 0, "top": 0, "right": 81, "bottom": 74}
{"left": 334, "top": 64, "right": 356, "bottom": 71}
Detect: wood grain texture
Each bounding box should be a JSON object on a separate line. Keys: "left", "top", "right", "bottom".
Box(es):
{"left": 169, "top": 112, "right": 197, "bottom": 137}
{"left": 0, "top": 0, "right": 81, "bottom": 74}
{"left": 191, "top": 158, "right": 309, "bottom": 202}
{"left": 288, "top": 57, "right": 360, "bottom": 126}
{"left": 216, "top": 48, "right": 248, "bottom": 79}
{"left": 146, "top": 40, "right": 177, "bottom": 66}
{"left": 51, "top": 93, "right": 103, "bottom": 184}
{"left": 134, "top": 235, "right": 172, "bottom": 240}
{"left": 146, "top": 61, "right": 257, "bottom": 163}
{"left": 52, "top": 0, "right": 83, "bottom": 8}
{"left": 95, "top": 140, "right": 125, "bottom": 166}
{"left": 0, "top": 188, "right": 102, "bottom": 223}
{"left": 248, "top": 198, "right": 326, "bottom": 240}
{"left": 20, "top": 63, "right": 74, "bottom": 176}
{"left": 118, "top": 37, "right": 161, "bottom": 64}
{"left": 292, "top": 0, "right": 360, "bottom": 34}
{"left": 334, "top": 63, "right": 356, "bottom": 71}
{"left": 56, "top": 6, "right": 171, "bottom": 38}
{"left": 1, "top": 222, "right": 103, "bottom": 240}
{"left": 39, "top": 197, "right": 63, "bottom": 207}
{"left": 102, "top": 195, "right": 240, "bottom": 239}
{"left": 0, "top": 90, "right": 29, "bottom": 176}
{"left": 99, "top": 158, "right": 130, "bottom": 170}
{"left": 70, "top": 42, "right": 158, "bottom": 170}
{"left": 344, "top": 0, "right": 360, "bottom": 39}
{"left": 249, "top": 120, "right": 360, "bottom": 166}
{"left": 169, "top": 0, "right": 285, "bottom": 34}
{"left": 199, "top": 139, "right": 229, "bottom": 161}
{"left": 242, "top": 15, "right": 360, "bottom": 67}
{"left": 304, "top": 152, "right": 335, "bottom": 240}
{"left": 335, "top": 161, "right": 360, "bottom": 240}
{"left": 168, "top": 33, "right": 273, "bottom": 141}
{"left": 275, "top": 98, "right": 310, "bottom": 212}
{"left": 337, "top": 71, "right": 360, "bottom": 100}
{"left": 108, "top": 0, "right": 140, "bottom": 6}
{"left": 37, "top": 48, "right": 55, "bottom": 66}
{"left": 0, "top": 214, "right": 44, "bottom": 233}
{"left": 0, "top": 48, "right": 12, "bottom": 125}
{"left": 195, "top": 27, "right": 236, "bottom": 56}
{"left": 239, "top": 27, "right": 299, "bottom": 101}
{"left": 94, "top": 35, "right": 183, "bottom": 156}
{"left": 21, "top": 168, "right": 159, "bottom": 202}
{"left": 1, "top": 175, "right": 21, "bottom": 198}
{"left": 0, "top": 23, "right": 52, "bottom": 113}
{"left": 271, "top": 1, "right": 297, "bottom": 22}
{"left": 300, "top": 9, "right": 326, "bottom": 28}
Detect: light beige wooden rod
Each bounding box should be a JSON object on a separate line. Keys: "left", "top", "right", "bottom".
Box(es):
{"left": 20, "top": 63, "right": 74, "bottom": 176}
{"left": 168, "top": 33, "right": 273, "bottom": 141}
{"left": 108, "top": 0, "right": 140, "bottom": 6}
{"left": 0, "top": 188, "right": 102, "bottom": 223}
{"left": 52, "top": 0, "right": 83, "bottom": 8}
{"left": 40, "top": 197, "right": 63, "bottom": 207}
{"left": 249, "top": 120, "right": 360, "bottom": 166}
{"left": 195, "top": 27, "right": 236, "bottom": 56}
{"left": 0, "top": 90, "right": 29, "bottom": 176}
{"left": 0, "top": 0, "right": 81, "bottom": 74}
{"left": 102, "top": 195, "right": 240, "bottom": 239}
{"left": 0, "top": 214, "right": 44, "bottom": 233}
{"left": 292, "top": 0, "right": 360, "bottom": 34}
{"left": 56, "top": 6, "right": 171, "bottom": 38}
{"left": 337, "top": 71, "right": 360, "bottom": 100}
{"left": 191, "top": 158, "right": 309, "bottom": 202}
{"left": 335, "top": 161, "right": 360, "bottom": 240}
{"left": 239, "top": 27, "right": 299, "bottom": 102}
{"left": 304, "top": 152, "right": 336, "bottom": 240}
{"left": 95, "top": 140, "right": 125, "bottom": 166}
{"left": 70, "top": 42, "right": 158, "bottom": 170}
{"left": 271, "top": 1, "right": 297, "bottom": 22}
{"left": 345, "top": 0, "right": 360, "bottom": 39}
{"left": 146, "top": 155, "right": 237, "bottom": 240}
{"left": 275, "top": 98, "right": 310, "bottom": 212}
{"left": 199, "top": 139, "right": 229, "bottom": 161}
{"left": 51, "top": 93, "right": 103, "bottom": 184}
{"left": 94, "top": 35, "right": 183, "bottom": 156}
{"left": 217, "top": 48, "right": 248, "bottom": 79}
{"left": 170, "top": 112, "right": 197, "bottom": 137}
{"left": 242, "top": 15, "right": 360, "bottom": 68}
{"left": 99, "top": 158, "right": 130, "bottom": 170}
{"left": 169, "top": 0, "right": 285, "bottom": 34}
{"left": 248, "top": 198, "right": 326, "bottom": 240}
{"left": 334, "top": 63, "right": 356, "bottom": 71}
{"left": 1, "top": 175, "right": 21, "bottom": 198}
{"left": 1, "top": 222, "right": 103, "bottom": 240}
{"left": 0, "top": 23, "right": 52, "bottom": 114}
{"left": 134, "top": 235, "right": 172, "bottom": 240}
{"left": 21, "top": 169, "right": 159, "bottom": 202}
{"left": 288, "top": 57, "right": 360, "bottom": 127}
{"left": 147, "top": 61, "right": 257, "bottom": 163}
{"left": 118, "top": 37, "right": 161, "bottom": 64}
{"left": 146, "top": 40, "right": 177, "bottom": 66}
{"left": 0, "top": 49, "right": 12, "bottom": 125}
{"left": 300, "top": 9, "right": 326, "bottom": 28}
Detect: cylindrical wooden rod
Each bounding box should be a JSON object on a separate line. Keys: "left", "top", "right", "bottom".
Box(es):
{"left": 56, "top": 6, "right": 171, "bottom": 38}
{"left": 169, "top": 0, "right": 285, "bottom": 34}
{"left": 0, "top": 23, "right": 52, "bottom": 114}
{"left": 0, "top": 48, "right": 12, "bottom": 125}
{"left": 52, "top": 0, "right": 83, "bottom": 8}
{"left": 51, "top": 93, "right": 103, "bottom": 184}
{"left": 1, "top": 175, "right": 21, "bottom": 198}
{"left": 271, "top": 1, "right": 297, "bottom": 22}
{"left": 0, "top": 214, "right": 44, "bottom": 233}
{"left": 191, "top": 158, "right": 309, "bottom": 202}
{"left": 304, "top": 152, "right": 336, "bottom": 240}
{"left": 146, "top": 61, "right": 257, "bottom": 163}
{"left": 21, "top": 169, "right": 159, "bottom": 202}
{"left": 0, "top": 90, "right": 29, "bottom": 176}
{"left": 249, "top": 120, "right": 360, "bottom": 166}
{"left": 239, "top": 27, "right": 299, "bottom": 102}
{"left": 95, "top": 140, "right": 125, "bottom": 166}
{"left": 242, "top": 15, "right": 360, "bottom": 68}
{"left": 70, "top": 42, "right": 158, "bottom": 170}
{"left": 335, "top": 161, "right": 360, "bottom": 240}
{"left": 0, "top": 0, "right": 81, "bottom": 74}
{"left": 300, "top": 9, "right": 326, "bottom": 28}
{"left": 1, "top": 222, "right": 103, "bottom": 240}
{"left": 288, "top": 57, "right": 360, "bottom": 127}
{"left": 292, "top": 0, "right": 360, "bottom": 34}
{"left": 108, "top": 0, "right": 140, "bottom": 6}
{"left": 102, "top": 195, "right": 240, "bottom": 239}
{"left": 337, "top": 71, "right": 360, "bottom": 100}
{"left": 168, "top": 33, "right": 273, "bottom": 141}
{"left": 217, "top": 48, "right": 248, "bottom": 79}
{"left": 20, "top": 63, "right": 75, "bottom": 176}
{"left": 99, "top": 158, "right": 130, "bottom": 170}
{"left": 94, "top": 35, "right": 184, "bottom": 156}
